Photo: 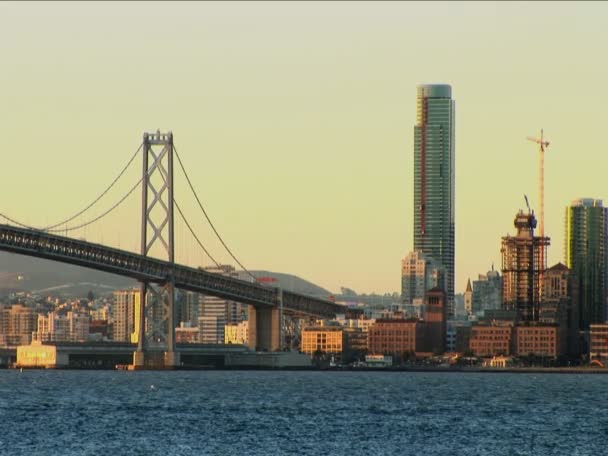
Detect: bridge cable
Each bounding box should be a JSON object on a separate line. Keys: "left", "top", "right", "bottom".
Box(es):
{"left": 173, "top": 145, "right": 257, "bottom": 282}
{"left": 44, "top": 175, "right": 144, "bottom": 233}
{"left": 0, "top": 143, "right": 143, "bottom": 232}
{"left": 174, "top": 199, "right": 221, "bottom": 268}
{"left": 42, "top": 143, "right": 143, "bottom": 230}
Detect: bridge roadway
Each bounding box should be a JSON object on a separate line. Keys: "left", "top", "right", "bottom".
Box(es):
{"left": 0, "top": 224, "right": 342, "bottom": 318}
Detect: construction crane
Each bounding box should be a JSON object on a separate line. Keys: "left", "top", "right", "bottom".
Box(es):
{"left": 527, "top": 129, "right": 550, "bottom": 311}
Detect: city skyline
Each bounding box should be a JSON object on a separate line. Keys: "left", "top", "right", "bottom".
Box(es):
{"left": 3, "top": 2, "right": 608, "bottom": 294}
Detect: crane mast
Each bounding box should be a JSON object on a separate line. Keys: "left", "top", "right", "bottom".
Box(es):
{"left": 526, "top": 130, "right": 550, "bottom": 315}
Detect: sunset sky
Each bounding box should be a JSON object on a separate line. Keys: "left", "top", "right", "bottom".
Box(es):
{"left": 2, "top": 2, "right": 608, "bottom": 294}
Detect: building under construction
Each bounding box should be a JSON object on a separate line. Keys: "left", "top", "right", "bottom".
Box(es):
{"left": 501, "top": 209, "right": 550, "bottom": 322}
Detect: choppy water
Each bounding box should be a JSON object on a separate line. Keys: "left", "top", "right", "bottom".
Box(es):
{"left": 0, "top": 370, "right": 607, "bottom": 455}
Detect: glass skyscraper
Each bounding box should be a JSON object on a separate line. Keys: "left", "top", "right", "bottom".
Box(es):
{"left": 413, "top": 84, "right": 455, "bottom": 316}
{"left": 565, "top": 198, "right": 607, "bottom": 329}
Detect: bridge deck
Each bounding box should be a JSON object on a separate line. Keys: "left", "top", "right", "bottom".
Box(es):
{"left": 0, "top": 224, "right": 342, "bottom": 318}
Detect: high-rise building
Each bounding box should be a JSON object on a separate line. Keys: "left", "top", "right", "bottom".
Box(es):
{"left": 565, "top": 198, "right": 607, "bottom": 329}
{"left": 472, "top": 266, "right": 502, "bottom": 314}
{"left": 198, "top": 265, "right": 239, "bottom": 344}
{"left": 34, "top": 311, "right": 89, "bottom": 343}
{"left": 501, "top": 210, "right": 550, "bottom": 322}
{"left": 0, "top": 304, "right": 36, "bottom": 346}
{"left": 413, "top": 84, "right": 455, "bottom": 316}
{"left": 401, "top": 250, "right": 446, "bottom": 317}
{"left": 112, "top": 289, "right": 140, "bottom": 343}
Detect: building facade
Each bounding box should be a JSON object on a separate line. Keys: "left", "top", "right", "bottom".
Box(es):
{"left": 301, "top": 326, "right": 344, "bottom": 357}
{"left": 468, "top": 324, "right": 514, "bottom": 357}
{"left": 225, "top": 321, "right": 249, "bottom": 345}
{"left": 472, "top": 266, "right": 502, "bottom": 314}
{"left": 424, "top": 288, "right": 446, "bottom": 354}
{"left": 401, "top": 249, "right": 446, "bottom": 316}
{"left": 501, "top": 210, "right": 549, "bottom": 322}
{"left": 368, "top": 319, "right": 423, "bottom": 357}
{"left": 413, "top": 84, "right": 455, "bottom": 316}
{"left": 0, "top": 304, "right": 36, "bottom": 346}
{"left": 198, "top": 265, "right": 240, "bottom": 344}
{"left": 112, "top": 289, "right": 140, "bottom": 343}
{"left": 514, "top": 325, "right": 562, "bottom": 358}
{"left": 565, "top": 198, "right": 607, "bottom": 329}
{"left": 589, "top": 324, "right": 608, "bottom": 362}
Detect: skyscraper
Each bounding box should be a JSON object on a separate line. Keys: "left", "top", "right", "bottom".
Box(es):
{"left": 501, "top": 210, "right": 550, "bottom": 322}
{"left": 565, "top": 198, "right": 607, "bottom": 329}
{"left": 413, "top": 84, "right": 455, "bottom": 316}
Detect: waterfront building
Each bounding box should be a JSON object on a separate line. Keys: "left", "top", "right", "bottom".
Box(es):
{"left": 541, "top": 263, "right": 580, "bottom": 355}
{"left": 514, "top": 324, "right": 562, "bottom": 358}
{"left": 468, "top": 323, "right": 514, "bottom": 357}
{"left": 413, "top": 84, "right": 455, "bottom": 316}
{"left": 175, "top": 323, "right": 199, "bottom": 344}
{"left": 447, "top": 320, "right": 471, "bottom": 353}
{"left": 589, "top": 324, "right": 608, "bottom": 362}
{"left": 301, "top": 326, "right": 344, "bottom": 357}
{"left": 368, "top": 319, "right": 423, "bottom": 358}
{"left": 472, "top": 266, "right": 502, "bottom": 314}
{"left": 565, "top": 198, "right": 607, "bottom": 329}
{"left": 501, "top": 210, "right": 549, "bottom": 322}
{"left": 225, "top": 321, "right": 249, "bottom": 345}
{"left": 424, "top": 288, "right": 446, "bottom": 354}
{"left": 0, "top": 304, "right": 36, "bottom": 346}
{"left": 401, "top": 250, "right": 446, "bottom": 317}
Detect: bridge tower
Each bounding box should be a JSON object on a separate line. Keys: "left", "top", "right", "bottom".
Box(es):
{"left": 133, "top": 130, "right": 179, "bottom": 368}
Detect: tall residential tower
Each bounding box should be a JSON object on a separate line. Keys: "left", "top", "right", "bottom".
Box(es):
{"left": 565, "top": 198, "right": 607, "bottom": 329}
{"left": 413, "top": 84, "right": 455, "bottom": 316}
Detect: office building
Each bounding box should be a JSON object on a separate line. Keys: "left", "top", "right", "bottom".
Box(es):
{"left": 565, "top": 198, "right": 607, "bottom": 329}
{"left": 112, "top": 289, "right": 140, "bottom": 343}
{"left": 472, "top": 266, "right": 502, "bottom": 314}
{"left": 301, "top": 326, "right": 344, "bottom": 357}
{"left": 401, "top": 249, "right": 446, "bottom": 317}
{"left": 413, "top": 84, "right": 455, "bottom": 316}
{"left": 368, "top": 319, "right": 424, "bottom": 358}
{"left": 0, "top": 304, "right": 36, "bottom": 346}
{"left": 198, "top": 265, "right": 239, "bottom": 344}
{"left": 589, "top": 324, "right": 608, "bottom": 362}
{"left": 501, "top": 210, "right": 549, "bottom": 321}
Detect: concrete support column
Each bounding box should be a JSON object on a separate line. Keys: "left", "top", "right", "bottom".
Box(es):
{"left": 247, "top": 305, "right": 257, "bottom": 351}
{"left": 256, "top": 307, "right": 280, "bottom": 352}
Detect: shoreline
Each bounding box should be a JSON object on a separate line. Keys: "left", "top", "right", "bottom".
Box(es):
{"left": 6, "top": 364, "right": 608, "bottom": 374}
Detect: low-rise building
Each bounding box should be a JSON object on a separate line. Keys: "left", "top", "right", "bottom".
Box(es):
{"left": 469, "top": 323, "right": 514, "bottom": 357}
{"left": 301, "top": 326, "right": 344, "bottom": 357}
{"left": 589, "top": 324, "right": 608, "bottom": 362}
{"left": 514, "top": 324, "right": 563, "bottom": 358}
{"left": 225, "top": 321, "right": 249, "bottom": 345}
{"left": 367, "top": 319, "right": 423, "bottom": 358}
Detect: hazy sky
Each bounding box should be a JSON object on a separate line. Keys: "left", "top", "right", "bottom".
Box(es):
{"left": 2, "top": 2, "right": 608, "bottom": 294}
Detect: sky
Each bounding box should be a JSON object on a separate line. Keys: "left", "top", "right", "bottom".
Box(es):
{"left": 2, "top": 1, "right": 608, "bottom": 295}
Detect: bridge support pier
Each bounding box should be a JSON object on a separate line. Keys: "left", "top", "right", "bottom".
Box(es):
{"left": 248, "top": 306, "right": 281, "bottom": 352}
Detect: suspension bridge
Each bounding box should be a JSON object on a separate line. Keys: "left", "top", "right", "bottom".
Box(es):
{"left": 0, "top": 131, "right": 343, "bottom": 368}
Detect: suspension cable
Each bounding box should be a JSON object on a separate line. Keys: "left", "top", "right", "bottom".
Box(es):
{"left": 0, "top": 143, "right": 143, "bottom": 232}
{"left": 44, "top": 175, "right": 144, "bottom": 233}
{"left": 173, "top": 145, "right": 257, "bottom": 282}
{"left": 174, "top": 199, "right": 221, "bottom": 268}
{"left": 43, "top": 143, "right": 143, "bottom": 230}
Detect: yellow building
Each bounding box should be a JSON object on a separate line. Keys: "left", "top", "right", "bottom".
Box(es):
{"left": 301, "top": 326, "right": 344, "bottom": 356}
{"left": 225, "top": 321, "right": 248, "bottom": 344}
